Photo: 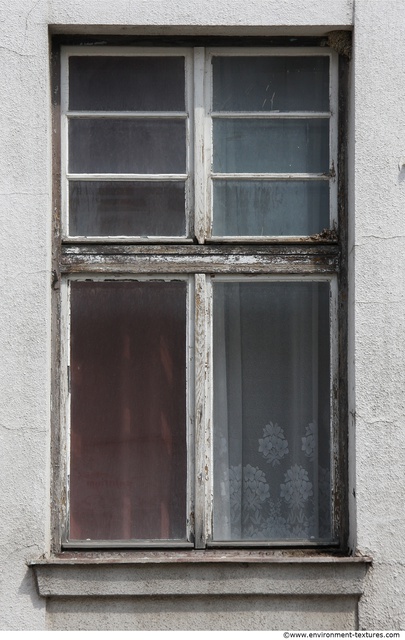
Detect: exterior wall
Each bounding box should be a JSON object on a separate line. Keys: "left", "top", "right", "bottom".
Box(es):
{"left": 1, "top": 0, "right": 404, "bottom": 630}
{"left": 0, "top": 0, "right": 50, "bottom": 630}
{"left": 46, "top": 596, "right": 358, "bottom": 631}
{"left": 351, "top": 0, "right": 405, "bottom": 629}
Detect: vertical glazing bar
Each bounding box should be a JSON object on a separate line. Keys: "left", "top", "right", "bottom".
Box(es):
{"left": 311, "top": 286, "right": 320, "bottom": 538}
{"left": 205, "top": 276, "right": 213, "bottom": 542}
{"left": 330, "top": 274, "right": 339, "bottom": 540}
{"left": 186, "top": 276, "right": 195, "bottom": 544}
{"left": 330, "top": 50, "right": 339, "bottom": 229}
{"left": 194, "top": 274, "right": 211, "bottom": 547}
{"left": 60, "top": 278, "right": 71, "bottom": 543}
{"left": 185, "top": 50, "right": 194, "bottom": 240}
{"left": 194, "top": 48, "right": 206, "bottom": 243}
{"left": 61, "top": 49, "right": 69, "bottom": 239}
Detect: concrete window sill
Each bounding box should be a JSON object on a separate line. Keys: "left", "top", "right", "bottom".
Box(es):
{"left": 30, "top": 551, "right": 372, "bottom": 598}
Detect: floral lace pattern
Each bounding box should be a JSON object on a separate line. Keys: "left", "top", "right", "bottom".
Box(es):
{"left": 258, "top": 422, "right": 289, "bottom": 466}
{"left": 229, "top": 464, "right": 269, "bottom": 519}
{"left": 302, "top": 423, "right": 316, "bottom": 461}
{"left": 226, "top": 420, "right": 331, "bottom": 540}
{"left": 280, "top": 464, "right": 313, "bottom": 508}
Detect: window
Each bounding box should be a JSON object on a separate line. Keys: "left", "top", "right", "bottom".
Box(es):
{"left": 57, "top": 43, "right": 344, "bottom": 549}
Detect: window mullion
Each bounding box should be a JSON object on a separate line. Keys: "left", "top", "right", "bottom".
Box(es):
{"left": 194, "top": 274, "right": 213, "bottom": 547}
{"left": 60, "top": 278, "right": 71, "bottom": 546}
{"left": 193, "top": 48, "right": 208, "bottom": 244}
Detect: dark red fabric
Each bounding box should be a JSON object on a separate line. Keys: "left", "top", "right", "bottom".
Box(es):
{"left": 69, "top": 280, "right": 187, "bottom": 540}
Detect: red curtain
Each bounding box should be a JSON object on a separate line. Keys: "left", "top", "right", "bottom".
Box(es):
{"left": 69, "top": 280, "right": 187, "bottom": 541}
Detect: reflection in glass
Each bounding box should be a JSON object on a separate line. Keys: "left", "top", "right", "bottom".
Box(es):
{"left": 69, "top": 118, "right": 186, "bottom": 174}
{"left": 69, "top": 181, "right": 186, "bottom": 237}
{"left": 213, "top": 180, "right": 329, "bottom": 236}
{"left": 213, "top": 281, "right": 331, "bottom": 541}
{"left": 69, "top": 56, "right": 185, "bottom": 112}
{"left": 70, "top": 280, "right": 187, "bottom": 541}
{"left": 213, "top": 56, "right": 329, "bottom": 112}
{"left": 213, "top": 119, "right": 329, "bottom": 174}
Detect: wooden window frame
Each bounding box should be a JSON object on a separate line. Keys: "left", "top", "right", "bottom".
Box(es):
{"left": 51, "top": 37, "right": 349, "bottom": 553}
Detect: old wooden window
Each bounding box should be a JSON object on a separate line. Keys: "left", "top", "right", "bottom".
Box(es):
{"left": 57, "top": 44, "right": 344, "bottom": 549}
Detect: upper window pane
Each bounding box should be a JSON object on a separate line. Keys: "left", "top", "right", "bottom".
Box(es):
{"left": 213, "top": 119, "right": 329, "bottom": 174}
{"left": 69, "top": 118, "right": 186, "bottom": 174}
{"left": 69, "top": 181, "right": 186, "bottom": 237}
{"left": 62, "top": 47, "right": 336, "bottom": 241}
{"left": 213, "top": 180, "right": 329, "bottom": 236}
{"left": 69, "top": 56, "right": 185, "bottom": 111}
{"left": 213, "top": 56, "right": 329, "bottom": 112}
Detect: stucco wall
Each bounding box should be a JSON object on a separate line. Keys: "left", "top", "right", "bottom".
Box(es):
{"left": 0, "top": 0, "right": 50, "bottom": 630}
{"left": 1, "top": 0, "right": 405, "bottom": 630}
{"left": 351, "top": 0, "right": 405, "bottom": 629}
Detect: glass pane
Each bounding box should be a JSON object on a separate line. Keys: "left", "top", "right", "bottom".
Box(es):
{"left": 213, "top": 56, "right": 329, "bottom": 112}
{"left": 69, "top": 56, "right": 185, "bottom": 111}
{"left": 213, "top": 180, "right": 329, "bottom": 236}
{"left": 213, "top": 119, "right": 329, "bottom": 173}
{"left": 213, "top": 281, "right": 331, "bottom": 541}
{"left": 69, "top": 119, "right": 186, "bottom": 174}
{"left": 69, "top": 181, "right": 186, "bottom": 237}
{"left": 69, "top": 280, "right": 187, "bottom": 541}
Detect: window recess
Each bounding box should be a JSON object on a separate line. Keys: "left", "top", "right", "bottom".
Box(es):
{"left": 57, "top": 43, "right": 344, "bottom": 550}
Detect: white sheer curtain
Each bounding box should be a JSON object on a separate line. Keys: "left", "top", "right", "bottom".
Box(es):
{"left": 211, "top": 55, "right": 330, "bottom": 238}
{"left": 213, "top": 281, "right": 331, "bottom": 541}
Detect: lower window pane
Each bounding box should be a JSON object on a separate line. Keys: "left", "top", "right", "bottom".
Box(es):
{"left": 213, "top": 180, "right": 329, "bottom": 237}
{"left": 213, "top": 281, "right": 331, "bottom": 542}
{"left": 69, "top": 180, "right": 186, "bottom": 237}
{"left": 69, "top": 280, "right": 187, "bottom": 541}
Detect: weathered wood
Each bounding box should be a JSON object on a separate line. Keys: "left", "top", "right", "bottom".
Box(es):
{"left": 50, "top": 41, "right": 64, "bottom": 555}
{"left": 194, "top": 274, "right": 208, "bottom": 548}
{"left": 62, "top": 243, "right": 339, "bottom": 255}
{"left": 62, "top": 238, "right": 339, "bottom": 250}
{"left": 194, "top": 48, "right": 206, "bottom": 244}
{"left": 335, "top": 50, "right": 350, "bottom": 551}
{"left": 60, "top": 251, "right": 339, "bottom": 275}
{"left": 52, "top": 39, "right": 347, "bottom": 553}
{"left": 61, "top": 244, "right": 340, "bottom": 276}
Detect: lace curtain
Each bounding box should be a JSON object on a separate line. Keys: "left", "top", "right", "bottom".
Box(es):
{"left": 213, "top": 281, "right": 331, "bottom": 541}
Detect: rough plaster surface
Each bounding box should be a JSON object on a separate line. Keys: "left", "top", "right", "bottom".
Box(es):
{"left": 352, "top": 0, "right": 405, "bottom": 630}
{"left": 48, "top": 0, "right": 353, "bottom": 32}
{"left": 1, "top": 0, "right": 405, "bottom": 631}
{"left": 46, "top": 595, "right": 358, "bottom": 631}
{"left": 0, "top": 0, "right": 50, "bottom": 630}
{"left": 33, "top": 560, "right": 369, "bottom": 597}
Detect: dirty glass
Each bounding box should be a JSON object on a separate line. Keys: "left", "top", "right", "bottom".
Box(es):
{"left": 69, "top": 181, "right": 186, "bottom": 237}
{"left": 69, "top": 56, "right": 185, "bottom": 111}
{"left": 213, "top": 281, "right": 331, "bottom": 541}
{"left": 69, "top": 118, "right": 186, "bottom": 174}
{"left": 213, "top": 56, "right": 329, "bottom": 112}
{"left": 69, "top": 280, "right": 187, "bottom": 541}
{"left": 212, "top": 180, "right": 329, "bottom": 236}
{"left": 213, "top": 119, "right": 329, "bottom": 174}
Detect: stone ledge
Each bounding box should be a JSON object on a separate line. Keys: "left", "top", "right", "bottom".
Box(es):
{"left": 30, "top": 553, "right": 371, "bottom": 598}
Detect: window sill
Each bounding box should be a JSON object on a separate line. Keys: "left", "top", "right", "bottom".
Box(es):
{"left": 30, "top": 551, "right": 372, "bottom": 598}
